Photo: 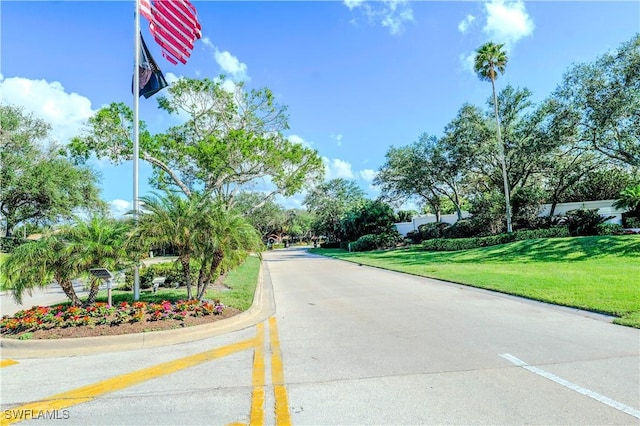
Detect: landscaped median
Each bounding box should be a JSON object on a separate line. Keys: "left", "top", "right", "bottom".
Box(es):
{"left": 0, "top": 255, "right": 263, "bottom": 341}
{"left": 311, "top": 235, "right": 640, "bottom": 328}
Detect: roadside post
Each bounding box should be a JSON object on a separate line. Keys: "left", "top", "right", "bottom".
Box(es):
{"left": 89, "top": 268, "right": 115, "bottom": 306}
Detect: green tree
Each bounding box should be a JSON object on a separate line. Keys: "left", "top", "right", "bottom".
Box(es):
{"left": 561, "top": 167, "right": 639, "bottom": 203}
{"left": 234, "top": 192, "right": 286, "bottom": 240}
{"left": 0, "top": 105, "right": 105, "bottom": 236}
{"left": 283, "top": 209, "right": 315, "bottom": 242}
{"left": 550, "top": 34, "right": 640, "bottom": 166}
{"left": 340, "top": 199, "right": 396, "bottom": 242}
{"left": 135, "top": 190, "right": 264, "bottom": 301}
{"left": 1, "top": 215, "right": 137, "bottom": 306}
{"left": 194, "top": 202, "right": 263, "bottom": 301}
{"left": 303, "top": 179, "right": 366, "bottom": 241}
{"left": 1, "top": 231, "right": 81, "bottom": 305}
{"left": 474, "top": 41, "right": 512, "bottom": 232}
{"left": 613, "top": 183, "right": 640, "bottom": 213}
{"left": 375, "top": 136, "right": 443, "bottom": 221}
{"left": 65, "top": 215, "right": 133, "bottom": 304}
{"left": 68, "top": 78, "right": 324, "bottom": 208}
{"left": 135, "top": 191, "right": 205, "bottom": 300}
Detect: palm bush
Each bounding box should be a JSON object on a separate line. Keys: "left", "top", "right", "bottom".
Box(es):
{"left": 613, "top": 184, "right": 640, "bottom": 213}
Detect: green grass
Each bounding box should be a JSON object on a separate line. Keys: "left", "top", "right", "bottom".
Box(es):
{"left": 88, "top": 255, "right": 261, "bottom": 311}
{"left": 312, "top": 235, "right": 640, "bottom": 328}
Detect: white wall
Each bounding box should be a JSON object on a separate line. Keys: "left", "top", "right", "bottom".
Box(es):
{"left": 394, "top": 200, "right": 626, "bottom": 236}
{"left": 539, "top": 200, "right": 624, "bottom": 225}
{"left": 394, "top": 212, "right": 470, "bottom": 236}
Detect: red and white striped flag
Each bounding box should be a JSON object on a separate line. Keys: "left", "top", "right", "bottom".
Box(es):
{"left": 139, "top": 0, "right": 202, "bottom": 65}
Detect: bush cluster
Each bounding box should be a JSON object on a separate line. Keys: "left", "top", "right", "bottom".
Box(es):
{"left": 421, "top": 227, "right": 570, "bottom": 252}
{"left": 562, "top": 209, "right": 614, "bottom": 237}
{"left": 350, "top": 231, "right": 402, "bottom": 252}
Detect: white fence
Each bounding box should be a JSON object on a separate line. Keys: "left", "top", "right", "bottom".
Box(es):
{"left": 394, "top": 200, "right": 626, "bottom": 236}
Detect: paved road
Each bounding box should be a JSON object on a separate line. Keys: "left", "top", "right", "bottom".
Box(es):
{"left": 1, "top": 248, "right": 638, "bottom": 425}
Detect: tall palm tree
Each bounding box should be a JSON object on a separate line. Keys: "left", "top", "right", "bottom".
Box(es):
{"left": 65, "top": 215, "right": 133, "bottom": 304}
{"left": 474, "top": 41, "right": 513, "bottom": 233}
{"left": 2, "top": 231, "right": 83, "bottom": 306}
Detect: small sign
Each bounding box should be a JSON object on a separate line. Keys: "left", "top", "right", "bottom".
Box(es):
{"left": 89, "top": 268, "right": 114, "bottom": 280}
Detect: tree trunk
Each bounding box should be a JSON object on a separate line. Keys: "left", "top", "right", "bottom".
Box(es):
{"left": 196, "top": 257, "right": 210, "bottom": 300}
{"left": 491, "top": 77, "right": 512, "bottom": 233}
{"left": 84, "top": 278, "right": 101, "bottom": 305}
{"left": 57, "top": 277, "right": 83, "bottom": 306}
{"left": 179, "top": 256, "right": 193, "bottom": 300}
{"left": 197, "top": 250, "right": 223, "bottom": 301}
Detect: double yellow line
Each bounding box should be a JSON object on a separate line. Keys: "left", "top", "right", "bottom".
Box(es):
{"left": 250, "top": 317, "right": 291, "bottom": 426}
{"left": 1, "top": 317, "right": 291, "bottom": 426}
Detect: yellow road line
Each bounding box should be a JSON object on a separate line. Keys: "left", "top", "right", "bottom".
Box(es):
{"left": 1, "top": 338, "right": 255, "bottom": 426}
{"left": 249, "top": 323, "right": 266, "bottom": 426}
{"left": 269, "top": 317, "right": 292, "bottom": 426}
{"left": 0, "top": 360, "right": 19, "bottom": 368}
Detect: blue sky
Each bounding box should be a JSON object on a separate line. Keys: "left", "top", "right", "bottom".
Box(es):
{"left": 1, "top": 1, "right": 639, "bottom": 215}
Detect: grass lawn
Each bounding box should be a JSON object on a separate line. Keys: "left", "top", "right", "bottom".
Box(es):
{"left": 86, "top": 255, "right": 261, "bottom": 311}
{"left": 312, "top": 235, "right": 640, "bottom": 328}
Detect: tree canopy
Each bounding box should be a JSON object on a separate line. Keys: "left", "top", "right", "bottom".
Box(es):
{"left": 0, "top": 105, "right": 105, "bottom": 237}
{"left": 551, "top": 34, "right": 640, "bottom": 167}
{"left": 68, "top": 77, "right": 324, "bottom": 208}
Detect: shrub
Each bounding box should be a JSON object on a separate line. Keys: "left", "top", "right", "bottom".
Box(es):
{"left": 405, "top": 231, "right": 422, "bottom": 244}
{"left": 350, "top": 234, "right": 379, "bottom": 252}
{"left": 350, "top": 231, "right": 402, "bottom": 252}
{"left": 561, "top": 209, "right": 614, "bottom": 236}
{"left": 421, "top": 227, "right": 570, "bottom": 251}
{"left": 596, "top": 223, "right": 625, "bottom": 235}
{"left": 441, "top": 219, "right": 478, "bottom": 239}
{"left": 623, "top": 214, "right": 640, "bottom": 228}
{"left": 418, "top": 222, "right": 450, "bottom": 241}
{"left": 318, "top": 241, "right": 339, "bottom": 249}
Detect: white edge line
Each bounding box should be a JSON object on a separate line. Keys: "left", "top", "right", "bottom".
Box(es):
{"left": 499, "top": 353, "right": 640, "bottom": 420}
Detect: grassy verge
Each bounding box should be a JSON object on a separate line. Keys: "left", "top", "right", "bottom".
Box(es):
{"left": 90, "top": 255, "right": 261, "bottom": 311}
{"left": 311, "top": 235, "right": 640, "bottom": 328}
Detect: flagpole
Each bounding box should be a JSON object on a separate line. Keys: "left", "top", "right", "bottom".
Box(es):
{"left": 133, "top": 0, "right": 141, "bottom": 301}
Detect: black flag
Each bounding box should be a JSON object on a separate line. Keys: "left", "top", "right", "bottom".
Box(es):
{"left": 133, "top": 33, "right": 169, "bottom": 99}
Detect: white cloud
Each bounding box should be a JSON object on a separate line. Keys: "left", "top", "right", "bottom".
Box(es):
{"left": 345, "top": 0, "right": 414, "bottom": 36}
{"left": 164, "top": 72, "right": 182, "bottom": 85}
{"left": 109, "top": 199, "right": 131, "bottom": 217}
{"left": 460, "top": 51, "right": 477, "bottom": 75}
{"left": 458, "top": 14, "right": 476, "bottom": 33}
{"left": 323, "top": 157, "right": 355, "bottom": 180}
{"left": 331, "top": 133, "right": 343, "bottom": 147}
{"left": 458, "top": 0, "right": 534, "bottom": 74}
{"left": 215, "top": 50, "right": 249, "bottom": 81}
{"left": 344, "top": 0, "right": 365, "bottom": 10}
{"left": 483, "top": 0, "right": 534, "bottom": 48}
{"left": 202, "top": 36, "right": 249, "bottom": 82}
{"left": 359, "top": 169, "right": 377, "bottom": 183}
{"left": 288, "top": 134, "right": 313, "bottom": 148}
{"left": 0, "top": 76, "right": 95, "bottom": 145}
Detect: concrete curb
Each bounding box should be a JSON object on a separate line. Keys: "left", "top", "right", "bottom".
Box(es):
{"left": 0, "top": 262, "right": 275, "bottom": 359}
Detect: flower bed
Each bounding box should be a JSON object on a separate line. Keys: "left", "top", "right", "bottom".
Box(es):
{"left": 1, "top": 300, "right": 226, "bottom": 337}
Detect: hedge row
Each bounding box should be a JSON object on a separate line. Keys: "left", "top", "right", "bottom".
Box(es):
{"left": 421, "top": 227, "right": 571, "bottom": 252}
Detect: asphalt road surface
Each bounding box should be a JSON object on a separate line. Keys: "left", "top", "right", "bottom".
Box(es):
{"left": 1, "top": 247, "right": 638, "bottom": 425}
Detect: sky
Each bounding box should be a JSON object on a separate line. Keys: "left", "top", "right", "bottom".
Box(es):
{"left": 1, "top": 0, "right": 639, "bottom": 216}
